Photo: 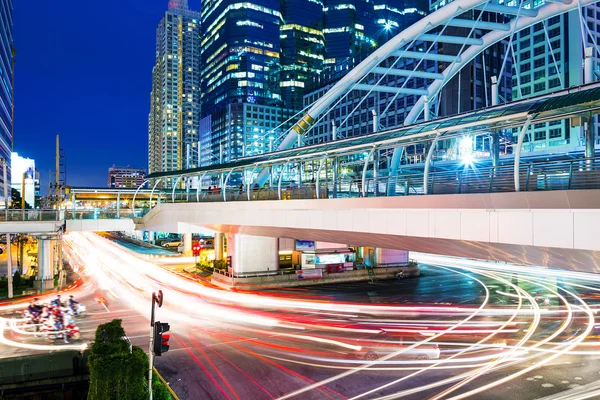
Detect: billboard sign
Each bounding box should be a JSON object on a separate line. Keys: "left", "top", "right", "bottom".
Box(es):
{"left": 295, "top": 240, "right": 316, "bottom": 251}
{"left": 295, "top": 269, "right": 323, "bottom": 280}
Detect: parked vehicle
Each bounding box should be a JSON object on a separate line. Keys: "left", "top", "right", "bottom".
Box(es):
{"left": 162, "top": 240, "right": 182, "bottom": 249}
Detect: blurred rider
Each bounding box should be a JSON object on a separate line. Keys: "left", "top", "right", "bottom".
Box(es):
{"left": 68, "top": 295, "right": 79, "bottom": 315}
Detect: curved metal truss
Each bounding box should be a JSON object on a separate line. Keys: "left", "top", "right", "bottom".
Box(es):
{"left": 266, "top": 0, "right": 599, "bottom": 182}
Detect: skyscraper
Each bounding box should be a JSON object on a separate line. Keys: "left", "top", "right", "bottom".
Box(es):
{"left": 199, "top": 0, "right": 291, "bottom": 165}
{"left": 148, "top": 0, "right": 201, "bottom": 184}
{"left": 323, "top": 0, "right": 377, "bottom": 68}
{"left": 280, "top": 0, "right": 326, "bottom": 111}
{"left": 0, "top": 0, "right": 13, "bottom": 204}
{"left": 511, "top": 8, "right": 599, "bottom": 154}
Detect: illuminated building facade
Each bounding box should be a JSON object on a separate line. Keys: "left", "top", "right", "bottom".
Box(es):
{"left": 323, "top": 0, "right": 377, "bottom": 68}
{"left": 200, "top": 0, "right": 284, "bottom": 165}
{"left": 280, "top": 0, "right": 325, "bottom": 111}
{"left": 510, "top": 8, "right": 599, "bottom": 154}
{"left": 200, "top": 103, "right": 295, "bottom": 166}
{"left": 108, "top": 166, "right": 146, "bottom": 189}
{"left": 373, "top": 0, "right": 427, "bottom": 42}
{"left": 147, "top": 0, "right": 201, "bottom": 183}
{"left": 0, "top": 0, "right": 12, "bottom": 205}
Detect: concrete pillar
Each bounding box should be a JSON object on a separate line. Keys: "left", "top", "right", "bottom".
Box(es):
{"left": 229, "top": 234, "right": 278, "bottom": 275}
{"left": 36, "top": 238, "right": 54, "bottom": 293}
{"left": 148, "top": 231, "right": 155, "bottom": 245}
{"left": 214, "top": 232, "right": 224, "bottom": 261}
{"left": 183, "top": 233, "right": 192, "bottom": 256}
{"left": 116, "top": 192, "right": 121, "bottom": 218}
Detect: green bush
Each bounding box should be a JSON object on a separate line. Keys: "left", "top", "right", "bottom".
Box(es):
{"left": 153, "top": 373, "right": 172, "bottom": 400}
{"left": 87, "top": 319, "right": 172, "bottom": 400}
{"left": 88, "top": 319, "right": 149, "bottom": 400}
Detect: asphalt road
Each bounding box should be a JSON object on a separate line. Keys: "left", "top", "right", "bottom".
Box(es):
{"left": 2, "top": 233, "right": 600, "bottom": 400}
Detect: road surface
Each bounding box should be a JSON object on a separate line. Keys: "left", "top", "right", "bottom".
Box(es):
{"left": 2, "top": 232, "right": 600, "bottom": 400}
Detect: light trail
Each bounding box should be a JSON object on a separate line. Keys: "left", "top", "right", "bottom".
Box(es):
{"left": 3, "top": 232, "right": 596, "bottom": 399}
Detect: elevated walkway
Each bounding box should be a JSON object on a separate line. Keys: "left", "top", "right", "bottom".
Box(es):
{"left": 136, "top": 189, "right": 600, "bottom": 273}
{"left": 0, "top": 210, "right": 65, "bottom": 235}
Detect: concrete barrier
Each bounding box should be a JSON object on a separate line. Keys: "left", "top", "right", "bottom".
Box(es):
{"left": 210, "top": 265, "right": 420, "bottom": 290}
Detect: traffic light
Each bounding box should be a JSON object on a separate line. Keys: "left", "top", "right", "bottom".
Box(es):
{"left": 153, "top": 321, "right": 170, "bottom": 356}
{"left": 192, "top": 244, "right": 201, "bottom": 256}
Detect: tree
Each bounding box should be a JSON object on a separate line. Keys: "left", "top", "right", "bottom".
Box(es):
{"left": 10, "top": 188, "right": 31, "bottom": 209}
{"left": 87, "top": 319, "right": 171, "bottom": 400}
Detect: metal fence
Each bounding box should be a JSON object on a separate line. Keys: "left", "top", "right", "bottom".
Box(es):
{"left": 60, "top": 157, "right": 600, "bottom": 220}
{"left": 0, "top": 209, "right": 64, "bottom": 222}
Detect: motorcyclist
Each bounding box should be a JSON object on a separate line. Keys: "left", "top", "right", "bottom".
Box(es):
{"left": 68, "top": 295, "right": 79, "bottom": 316}
{"left": 51, "top": 294, "right": 62, "bottom": 308}
{"left": 27, "top": 301, "right": 38, "bottom": 317}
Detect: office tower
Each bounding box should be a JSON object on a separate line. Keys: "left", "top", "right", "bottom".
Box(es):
{"left": 323, "top": 0, "right": 377, "bottom": 68}
{"left": 512, "top": 8, "right": 599, "bottom": 154}
{"left": 280, "top": 0, "right": 325, "bottom": 111}
{"left": 373, "top": 0, "right": 428, "bottom": 42}
{"left": 199, "top": 0, "right": 292, "bottom": 165}
{"left": 0, "top": 0, "right": 12, "bottom": 205}
{"left": 108, "top": 166, "right": 146, "bottom": 188}
{"left": 147, "top": 0, "right": 201, "bottom": 183}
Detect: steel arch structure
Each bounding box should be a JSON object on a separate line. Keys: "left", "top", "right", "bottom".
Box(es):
{"left": 257, "top": 0, "right": 599, "bottom": 185}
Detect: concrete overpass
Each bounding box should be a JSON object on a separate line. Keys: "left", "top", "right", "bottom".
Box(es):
{"left": 135, "top": 189, "right": 600, "bottom": 273}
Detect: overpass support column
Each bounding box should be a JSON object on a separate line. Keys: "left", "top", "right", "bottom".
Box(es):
{"left": 228, "top": 234, "right": 278, "bottom": 275}
{"left": 215, "top": 232, "right": 224, "bottom": 261}
{"left": 36, "top": 238, "right": 54, "bottom": 293}
{"left": 183, "top": 233, "right": 192, "bottom": 256}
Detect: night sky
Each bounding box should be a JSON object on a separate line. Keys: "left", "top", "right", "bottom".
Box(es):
{"left": 13, "top": 1, "right": 178, "bottom": 190}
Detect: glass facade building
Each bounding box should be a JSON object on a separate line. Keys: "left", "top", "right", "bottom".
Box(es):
{"left": 280, "top": 0, "right": 325, "bottom": 111}
{"left": 0, "top": 0, "right": 12, "bottom": 203}
{"left": 148, "top": 0, "right": 201, "bottom": 183}
{"left": 511, "top": 7, "right": 600, "bottom": 154}
{"left": 323, "top": 0, "right": 377, "bottom": 68}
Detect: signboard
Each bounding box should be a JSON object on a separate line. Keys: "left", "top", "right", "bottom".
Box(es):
{"left": 296, "top": 269, "right": 323, "bottom": 280}
{"left": 295, "top": 240, "right": 316, "bottom": 251}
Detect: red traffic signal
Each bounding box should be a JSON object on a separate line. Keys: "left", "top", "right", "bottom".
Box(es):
{"left": 153, "top": 321, "right": 170, "bottom": 356}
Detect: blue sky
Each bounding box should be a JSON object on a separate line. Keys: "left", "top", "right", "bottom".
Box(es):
{"left": 13, "top": 1, "right": 178, "bottom": 189}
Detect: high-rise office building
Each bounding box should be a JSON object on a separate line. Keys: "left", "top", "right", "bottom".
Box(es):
{"left": 280, "top": 0, "right": 326, "bottom": 111}
{"left": 511, "top": 8, "right": 599, "bottom": 154}
{"left": 323, "top": 0, "right": 377, "bottom": 68}
{"left": 147, "top": 0, "right": 201, "bottom": 183}
{"left": 373, "top": 0, "right": 427, "bottom": 42}
{"left": 199, "top": 0, "right": 290, "bottom": 165}
{"left": 0, "top": 0, "right": 13, "bottom": 205}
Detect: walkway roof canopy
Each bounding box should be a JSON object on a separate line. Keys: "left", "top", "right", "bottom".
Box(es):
{"left": 147, "top": 83, "right": 600, "bottom": 179}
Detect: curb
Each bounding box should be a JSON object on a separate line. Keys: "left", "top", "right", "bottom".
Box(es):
{"left": 153, "top": 366, "right": 180, "bottom": 400}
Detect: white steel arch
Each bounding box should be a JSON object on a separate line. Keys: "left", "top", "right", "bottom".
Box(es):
{"left": 256, "top": 0, "right": 599, "bottom": 185}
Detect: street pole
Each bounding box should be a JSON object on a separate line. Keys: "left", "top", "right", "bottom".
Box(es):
{"left": 149, "top": 290, "right": 163, "bottom": 400}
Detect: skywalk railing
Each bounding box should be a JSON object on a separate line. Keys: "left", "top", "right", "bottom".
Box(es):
{"left": 60, "top": 157, "right": 600, "bottom": 221}
{"left": 0, "top": 209, "right": 64, "bottom": 222}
